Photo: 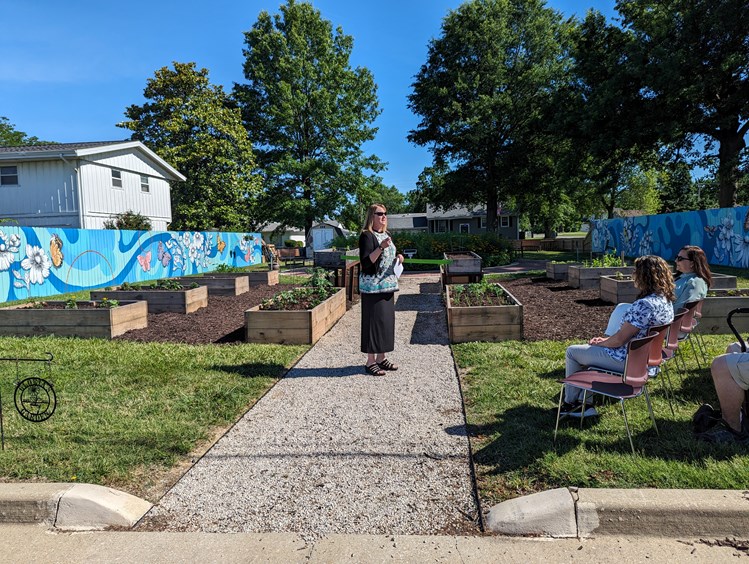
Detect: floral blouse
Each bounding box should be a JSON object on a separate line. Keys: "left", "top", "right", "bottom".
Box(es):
{"left": 359, "top": 230, "right": 399, "bottom": 294}
{"left": 605, "top": 293, "right": 674, "bottom": 362}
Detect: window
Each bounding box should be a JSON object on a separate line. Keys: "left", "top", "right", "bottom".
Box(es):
{"left": 0, "top": 165, "right": 18, "bottom": 186}
{"left": 140, "top": 175, "right": 150, "bottom": 193}
{"left": 111, "top": 169, "right": 122, "bottom": 188}
{"left": 500, "top": 216, "right": 510, "bottom": 228}
{"left": 459, "top": 223, "right": 470, "bottom": 234}
{"left": 435, "top": 220, "right": 447, "bottom": 233}
{"left": 480, "top": 216, "right": 487, "bottom": 229}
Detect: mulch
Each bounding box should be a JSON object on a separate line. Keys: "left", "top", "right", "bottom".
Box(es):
{"left": 114, "top": 275, "right": 616, "bottom": 345}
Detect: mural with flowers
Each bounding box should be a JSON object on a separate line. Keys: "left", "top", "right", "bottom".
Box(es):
{"left": 591, "top": 206, "right": 749, "bottom": 266}
{"left": 0, "top": 226, "right": 262, "bottom": 303}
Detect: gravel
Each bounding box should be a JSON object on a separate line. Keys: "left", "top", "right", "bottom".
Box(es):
{"left": 140, "top": 274, "right": 480, "bottom": 537}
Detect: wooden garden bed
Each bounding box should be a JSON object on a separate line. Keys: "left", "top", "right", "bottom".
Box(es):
{"left": 248, "top": 270, "right": 279, "bottom": 286}
{"left": 545, "top": 262, "right": 582, "bottom": 281}
{"left": 90, "top": 286, "right": 208, "bottom": 314}
{"left": 172, "top": 276, "right": 249, "bottom": 296}
{"left": 445, "top": 284, "right": 523, "bottom": 343}
{"left": 245, "top": 288, "right": 346, "bottom": 344}
{"left": 599, "top": 275, "right": 638, "bottom": 304}
{"left": 568, "top": 265, "right": 634, "bottom": 290}
{"left": 699, "top": 290, "right": 749, "bottom": 334}
{"left": 0, "top": 300, "right": 148, "bottom": 339}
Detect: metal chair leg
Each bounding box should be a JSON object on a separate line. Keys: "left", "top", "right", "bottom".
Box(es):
{"left": 644, "top": 388, "right": 659, "bottom": 436}
{"left": 658, "top": 365, "right": 676, "bottom": 416}
{"left": 620, "top": 400, "right": 635, "bottom": 454}
{"left": 687, "top": 336, "right": 702, "bottom": 369}
{"left": 554, "top": 387, "right": 564, "bottom": 444}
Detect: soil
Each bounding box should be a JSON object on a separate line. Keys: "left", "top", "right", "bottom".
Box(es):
{"left": 115, "top": 284, "right": 300, "bottom": 345}
{"left": 114, "top": 274, "right": 613, "bottom": 345}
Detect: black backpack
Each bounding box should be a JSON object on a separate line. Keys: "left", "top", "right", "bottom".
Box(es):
{"left": 692, "top": 403, "right": 722, "bottom": 435}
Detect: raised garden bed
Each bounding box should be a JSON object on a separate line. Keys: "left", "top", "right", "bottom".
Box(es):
{"left": 568, "top": 265, "right": 634, "bottom": 290}
{"left": 700, "top": 289, "right": 749, "bottom": 334}
{"left": 0, "top": 300, "right": 148, "bottom": 339}
{"left": 545, "top": 262, "right": 582, "bottom": 281}
{"left": 245, "top": 287, "right": 346, "bottom": 344}
{"left": 248, "top": 270, "right": 279, "bottom": 286}
{"left": 442, "top": 251, "right": 483, "bottom": 285}
{"left": 599, "top": 275, "right": 638, "bottom": 304}
{"left": 172, "top": 276, "right": 249, "bottom": 296}
{"left": 445, "top": 283, "right": 523, "bottom": 343}
{"left": 91, "top": 285, "right": 208, "bottom": 314}
{"left": 710, "top": 273, "right": 738, "bottom": 289}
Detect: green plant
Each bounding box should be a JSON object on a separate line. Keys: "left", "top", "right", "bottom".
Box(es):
{"left": 120, "top": 282, "right": 143, "bottom": 291}
{"left": 585, "top": 252, "right": 626, "bottom": 268}
{"left": 154, "top": 279, "right": 184, "bottom": 290}
{"left": 284, "top": 239, "right": 305, "bottom": 248}
{"left": 304, "top": 267, "right": 334, "bottom": 290}
{"left": 450, "top": 279, "right": 513, "bottom": 307}
{"left": 95, "top": 298, "right": 120, "bottom": 308}
{"left": 64, "top": 298, "right": 78, "bottom": 310}
{"left": 189, "top": 282, "right": 199, "bottom": 289}
{"left": 30, "top": 301, "right": 47, "bottom": 309}
{"left": 103, "top": 210, "right": 152, "bottom": 231}
{"left": 214, "top": 264, "right": 246, "bottom": 273}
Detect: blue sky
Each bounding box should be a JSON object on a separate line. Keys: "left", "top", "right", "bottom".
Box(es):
{"left": 1, "top": 0, "right": 616, "bottom": 193}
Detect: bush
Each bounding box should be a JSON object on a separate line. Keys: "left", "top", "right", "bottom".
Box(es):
{"left": 284, "top": 240, "right": 305, "bottom": 248}
{"left": 103, "top": 210, "right": 152, "bottom": 231}
{"left": 390, "top": 232, "right": 514, "bottom": 270}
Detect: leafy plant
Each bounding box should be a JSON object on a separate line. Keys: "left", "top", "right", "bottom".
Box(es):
{"left": 214, "top": 264, "right": 246, "bottom": 273}
{"left": 450, "top": 280, "right": 513, "bottom": 307}
{"left": 103, "top": 210, "right": 152, "bottom": 231}
{"left": 95, "top": 298, "right": 120, "bottom": 309}
{"left": 64, "top": 298, "right": 78, "bottom": 309}
{"left": 585, "top": 251, "right": 627, "bottom": 268}
{"left": 154, "top": 279, "right": 184, "bottom": 290}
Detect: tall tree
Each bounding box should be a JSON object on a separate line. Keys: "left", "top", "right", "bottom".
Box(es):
{"left": 337, "top": 179, "right": 406, "bottom": 231}
{"left": 234, "top": 0, "right": 382, "bottom": 241}
{"left": 119, "top": 62, "right": 260, "bottom": 231}
{"left": 407, "top": 0, "right": 572, "bottom": 231}
{"left": 0, "top": 117, "right": 48, "bottom": 146}
{"left": 617, "top": 0, "right": 749, "bottom": 207}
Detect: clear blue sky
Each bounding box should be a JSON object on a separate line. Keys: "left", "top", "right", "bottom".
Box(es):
{"left": 0, "top": 0, "right": 616, "bottom": 193}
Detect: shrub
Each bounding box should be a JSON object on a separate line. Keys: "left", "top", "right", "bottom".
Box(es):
{"left": 103, "top": 210, "right": 152, "bottom": 231}
{"left": 284, "top": 240, "right": 305, "bottom": 248}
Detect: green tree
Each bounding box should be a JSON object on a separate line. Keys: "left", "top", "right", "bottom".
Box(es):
{"left": 234, "top": 0, "right": 382, "bottom": 242}
{"left": 118, "top": 62, "right": 260, "bottom": 231}
{"left": 617, "top": 0, "right": 749, "bottom": 208}
{"left": 0, "top": 117, "right": 48, "bottom": 146}
{"left": 408, "top": 0, "right": 573, "bottom": 232}
{"left": 338, "top": 179, "right": 406, "bottom": 231}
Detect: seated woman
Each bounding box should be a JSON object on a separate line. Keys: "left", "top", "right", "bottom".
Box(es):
{"left": 700, "top": 345, "right": 749, "bottom": 444}
{"left": 563, "top": 255, "right": 675, "bottom": 417}
{"left": 604, "top": 245, "right": 711, "bottom": 336}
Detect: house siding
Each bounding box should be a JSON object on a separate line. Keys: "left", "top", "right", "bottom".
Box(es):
{"left": 1, "top": 160, "right": 81, "bottom": 226}
{"left": 79, "top": 152, "right": 173, "bottom": 230}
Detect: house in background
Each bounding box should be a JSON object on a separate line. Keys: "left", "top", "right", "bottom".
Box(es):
{"left": 259, "top": 222, "right": 306, "bottom": 247}
{"left": 0, "top": 141, "right": 185, "bottom": 230}
{"left": 309, "top": 220, "right": 351, "bottom": 251}
{"left": 386, "top": 212, "right": 429, "bottom": 233}
{"left": 426, "top": 204, "right": 520, "bottom": 239}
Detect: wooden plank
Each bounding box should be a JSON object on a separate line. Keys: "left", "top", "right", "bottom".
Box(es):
{"left": 246, "top": 327, "right": 311, "bottom": 344}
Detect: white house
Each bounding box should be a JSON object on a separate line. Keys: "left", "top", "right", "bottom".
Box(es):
{"left": 309, "top": 220, "right": 351, "bottom": 251}
{"left": 0, "top": 140, "right": 185, "bottom": 230}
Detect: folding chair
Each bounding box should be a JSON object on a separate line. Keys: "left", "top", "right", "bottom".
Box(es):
{"left": 675, "top": 300, "right": 704, "bottom": 370}
{"left": 644, "top": 322, "right": 675, "bottom": 415}
{"left": 684, "top": 299, "right": 708, "bottom": 367}
{"left": 660, "top": 309, "right": 687, "bottom": 393}
{"left": 554, "top": 333, "right": 659, "bottom": 454}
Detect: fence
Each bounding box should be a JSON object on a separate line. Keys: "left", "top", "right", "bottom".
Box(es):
{"left": 0, "top": 226, "right": 262, "bottom": 303}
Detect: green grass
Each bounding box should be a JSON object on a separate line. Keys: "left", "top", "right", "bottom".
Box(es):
{"left": 454, "top": 335, "right": 749, "bottom": 507}
{"left": 0, "top": 336, "right": 307, "bottom": 500}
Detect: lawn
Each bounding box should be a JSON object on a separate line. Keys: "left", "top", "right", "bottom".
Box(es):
{"left": 0, "top": 336, "right": 307, "bottom": 501}
{"left": 454, "top": 334, "right": 749, "bottom": 508}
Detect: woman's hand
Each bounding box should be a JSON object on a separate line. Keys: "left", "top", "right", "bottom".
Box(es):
{"left": 589, "top": 336, "right": 606, "bottom": 346}
{"left": 397, "top": 253, "right": 404, "bottom": 264}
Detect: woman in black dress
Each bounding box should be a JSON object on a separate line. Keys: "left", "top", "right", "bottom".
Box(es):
{"left": 359, "top": 203, "right": 404, "bottom": 376}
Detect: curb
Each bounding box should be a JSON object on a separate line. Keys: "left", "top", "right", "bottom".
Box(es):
{"left": 486, "top": 487, "right": 749, "bottom": 538}
{"left": 0, "top": 483, "right": 151, "bottom": 530}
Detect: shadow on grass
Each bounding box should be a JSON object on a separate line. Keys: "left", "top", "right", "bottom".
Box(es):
{"left": 212, "top": 362, "right": 289, "bottom": 378}
{"left": 461, "top": 403, "right": 746, "bottom": 478}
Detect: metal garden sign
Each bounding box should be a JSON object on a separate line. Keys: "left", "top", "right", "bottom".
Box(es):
{"left": 0, "top": 353, "right": 56, "bottom": 450}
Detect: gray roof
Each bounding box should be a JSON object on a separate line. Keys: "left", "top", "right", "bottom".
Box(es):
{"left": 387, "top": 213, "right": 428, "bottom": 230}
{"left": 425, "top": 204, "right": 517, "bottom": 219}
{"left": 0, "top": 141, "right": 127, "bottom": 153}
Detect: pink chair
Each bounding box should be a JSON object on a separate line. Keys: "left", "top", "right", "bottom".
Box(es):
{"left": 678, "top": 299, "right": 707, "bottom": 368}
{"left": 645, "top": 322, "right": 675, "bottom": 415}
{"left": 662, "top": 309, "right": 689, "bottom": 376}
{"left": 554, "top": 333, "right": 659, "bottom": 453}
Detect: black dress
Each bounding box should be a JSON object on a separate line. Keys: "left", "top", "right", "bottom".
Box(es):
{"left": 359, "top": 230, "right": 397, "bottom": 354}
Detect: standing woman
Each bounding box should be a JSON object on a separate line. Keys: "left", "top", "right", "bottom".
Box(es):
{"left": 673, "top": 245, "right": 712, "bottom": 311}
{"left": 359, "top": 204, "right": 404, "bottom": 376}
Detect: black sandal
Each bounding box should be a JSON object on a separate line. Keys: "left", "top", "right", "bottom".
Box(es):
{"left": 378, "top": 359, "right": 399, "bottom": 371}
{"left": 365, "top": 363, "right": 386, "bottom": 376}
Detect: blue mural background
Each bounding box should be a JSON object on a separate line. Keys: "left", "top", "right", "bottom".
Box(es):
{"left": 591, "top": 206, "right": 749, "bottom": 267}
{"left": 0, "top": 227, "right": 262, "bottom": 303}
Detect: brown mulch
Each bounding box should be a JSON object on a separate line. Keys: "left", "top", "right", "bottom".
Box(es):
{"left": 114, "top": 275, "right": 616, "bottom": 345}
{"left": 114, "top": 285, "right": 299, "bottom": 345}
{"left": 500, "top": 276, "right": 615, "bottom": 341}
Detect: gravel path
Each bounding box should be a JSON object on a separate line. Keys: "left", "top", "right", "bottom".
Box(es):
{"left": 141, "top": 274, "right": 479, "bottom": 537}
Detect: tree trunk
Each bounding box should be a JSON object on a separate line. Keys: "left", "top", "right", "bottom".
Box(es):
{"left": 486, "top": 191, "right": 498, "bottom": 232}
{"left": 717, "top": 126, "right": 745, "bottom": 208}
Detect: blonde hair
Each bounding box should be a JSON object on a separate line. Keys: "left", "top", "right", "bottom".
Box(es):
{"left": 362, "top": 203, "right": 387, "bottom": 233}
{"left": 634, "top": 255, "right": 675, "bottom": 301}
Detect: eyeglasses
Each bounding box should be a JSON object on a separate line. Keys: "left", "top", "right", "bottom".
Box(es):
{"left": 374, "top": 212, "right": 387, "bottom": 217}
{"left": 675, "top": 255, "right": 691, "bottom": 262}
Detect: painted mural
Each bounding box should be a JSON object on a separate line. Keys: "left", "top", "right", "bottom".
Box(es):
{"left": 0, "top": 226, "right": 262, "bottom": 303}
{"left": 590, "top": 205, "right": 749, "bottom": 267}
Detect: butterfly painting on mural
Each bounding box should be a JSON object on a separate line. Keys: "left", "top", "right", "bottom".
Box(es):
{"left": 217, "top": 234, "right": 226, "bottom": 254}
{"left": 137, "top": 250, "right": 152, "bottom": 272}
{"left": 157, "top": 241, "right": 171, "bottom": 267}
{"left": 49, "top": 234, "right": 64, "bottom": 268}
